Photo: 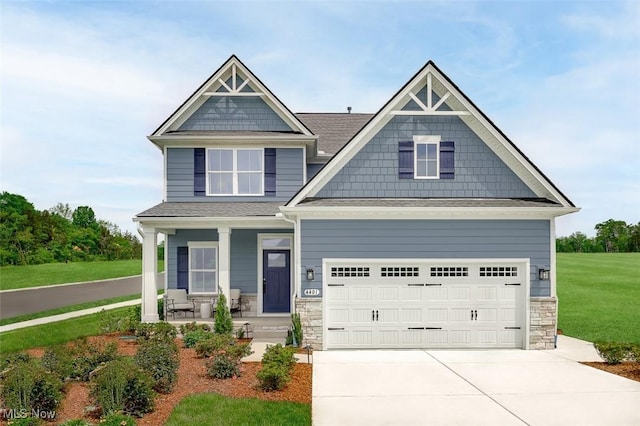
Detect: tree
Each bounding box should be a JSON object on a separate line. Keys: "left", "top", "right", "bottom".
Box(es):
{"left": 595, "top": 219, "right": 630, "bottom": 252}
{"left": 49, "top": 202, "right": 73, "bottom": 220}
{"left": 0, "top": 192, "right": 37, "bottom": 265}
{"left": 72, "top": 206, "right": 98, "bottom": 230}
{"left": 214, "top": 293, "right": 233, "bottom": 335}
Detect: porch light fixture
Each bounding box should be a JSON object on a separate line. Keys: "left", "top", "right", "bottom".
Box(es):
{"left": 538, "top": 268, "right": 550, "bottom": 281}
{"left": 306, "top": 268, "right": 315, "bottom": 281}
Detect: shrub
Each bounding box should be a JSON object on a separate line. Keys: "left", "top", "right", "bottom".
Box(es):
{"left": 256, "top": 363, "right": 291, "bottom": 391}
{"left": 1, "top": 352, "right": 32, "bottom": 370}
{"left": 630, "top": 344, "right": 640, "bottom": 362}
{"left": 42, "top": 345, "right": 74, "bottom": 381}
{"left": 70, "top": 339, "right": 119, "bottom": 381}
{"left": 262, "top": 343, "right": 297, "bottom": 371}
{"left": 214, "top": 293, "right": 233, "bottom": 335}
{"left": 135, "top": 338, "right": 179, "bottom": 393}
{"left": 257, "top": 343, "right": 297, "bottom": 391}
{"left": 0, "top": 360, "right": 62, "bottom": 416}
{"left": 90, "top": 358, "right": 155, "bottom": 417}
{"left": 203, "top": 339, "right": 252, "bottom": 379}
{"left": 135, "top": 321, "right": 176, "bottom": 343}
{"left": 157, "top": 299, "right": 165, "bottom": 321}
{"left": 291, "top": 313, "right": 303, "bottom": 347}
{"left": 4, "top": 417, "right": 43, "bottom": 426}
{"left": 178, "top": 321, "right": 210, "bottom": 336}
{"left": 195, "top": 334, "right": 234, "bottom": 358}
{"left": 594, "top": 342, "right": 633, "bottom": 364}
{"left": 235, "top": 327, "right": 245, "bottom": 339}
{"left": 100, "top": 412, "right": 137, "bottom": 426}
{"left": 182, "top": 329, "right": 211, "bottom": 348}
{"left": 206, "top": 353, "right": 240, "bottom": 379}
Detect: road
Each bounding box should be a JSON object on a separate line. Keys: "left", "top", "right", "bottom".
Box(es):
{"left": 0, "top": 273, "right": 164, "bottom": 320}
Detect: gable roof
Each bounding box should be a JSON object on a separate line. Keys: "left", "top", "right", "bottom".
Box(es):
{"left": 286, "top": 60, "right": 576, "bottom": 209}
{"left": 151, "top": 55, "right": 314, "bottom": 139}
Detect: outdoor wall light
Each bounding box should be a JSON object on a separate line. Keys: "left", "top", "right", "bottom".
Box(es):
{"left": 538, "top": 268, "right": 550, "bottom": 281}
{"left": 306, "top": 268, "right": 315, "bottom": 281}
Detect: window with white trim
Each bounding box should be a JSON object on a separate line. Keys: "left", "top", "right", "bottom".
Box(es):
{"left": 207, "top": 148, "right": 263, "bottom": 195}
{"left": 414, "top": 135, "right": 440, "bottom": 179}
{"left": 189, "top": 243, "right": 218, "bottom": 294}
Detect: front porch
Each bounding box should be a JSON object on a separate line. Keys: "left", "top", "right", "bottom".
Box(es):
{"left": 168, "top": 316, "right": 292, "bottom": 341}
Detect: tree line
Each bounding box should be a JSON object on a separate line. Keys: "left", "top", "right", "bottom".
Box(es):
{"left": 556, "top": 219, "right": 640, "bottom": 253}
{"left": 0, "top": 192, "right": 142, "bottom": 266}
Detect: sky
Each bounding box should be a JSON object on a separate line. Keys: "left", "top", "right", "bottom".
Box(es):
{"left": 1, "top": 0, "right": 638, "bottom": 238}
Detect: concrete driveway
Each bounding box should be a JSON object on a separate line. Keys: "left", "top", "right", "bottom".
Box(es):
{"left": 313, "top": 343, "right": 640, "bottom": 425}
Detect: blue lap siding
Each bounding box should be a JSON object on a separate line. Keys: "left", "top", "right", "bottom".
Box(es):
{"left": 300, "top": 219, "right": 551, "bottom": 297}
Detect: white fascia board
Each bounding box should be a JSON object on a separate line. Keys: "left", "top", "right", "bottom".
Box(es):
{"left": 133, "top": 216, "right": 293, "bottom": 230}
{"left": 280, "top": 206, "right": 579, "bottom": 220}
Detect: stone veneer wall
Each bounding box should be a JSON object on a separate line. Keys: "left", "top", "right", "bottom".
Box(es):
{"left": 530, "top": 297, "right": 557, "bottom": 350}
{"left": 295, "top": 298, "right": 323, "bottom": 349}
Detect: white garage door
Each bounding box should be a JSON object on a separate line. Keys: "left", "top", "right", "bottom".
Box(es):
{"left": 324, "top": 260, "right": 527, "bottom": 349}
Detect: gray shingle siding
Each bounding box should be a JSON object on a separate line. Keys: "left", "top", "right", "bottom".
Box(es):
{"left": 166, "top": 147, "right": 303, "bottom": 202}
{"left": 300, "top": 219, "right": 551, "bottom": 297}
{"left": 167, "top": 228, "right": 293, "bottom": 294}
{"left": 178, "top": 96, "right": 292, "bottom": 132}
{"left": 306, "top": 163, "right": 324, "bottom": 180}
{"left": 315, "top": 114, "right": 536, "bottom": 199}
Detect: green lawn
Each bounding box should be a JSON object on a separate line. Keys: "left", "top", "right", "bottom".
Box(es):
{"left": 0, "top": 306, "right": 131, "bottom": 354}
{"left": 557, "top": 253, "right": 640, "bottom": 343}
{"left": 165, "top": 393, "right": 311, "bottom": 426}
{"left": 0, "top": 259, "right": 164, "bottom": 290}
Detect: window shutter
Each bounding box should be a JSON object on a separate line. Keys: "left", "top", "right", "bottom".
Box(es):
{"left": 439, "top": 141, "right": 455, "bottom": 179}
{"left": 194, "top": 148, "right": 206, "bottom": 196}
{"left": 264, "top": 148, "right": 276, "bottom": 196}
{"left": 398, "top": 141, "right": 414, "bottom": 179}
{"left": 177, "top": 246, "right": 189, "bottom": 292}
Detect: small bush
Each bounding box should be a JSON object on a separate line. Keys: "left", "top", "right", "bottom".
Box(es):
{"left": 135, "top": 338, "right": 179, "bottom": 393}
{"left": 262, "top": 343, "right": 297, "bottom": 370}
{"left": 4, "top": 417, "right": 43, "bottom": 426}
{"left": 182, "top": 329, "right": 211, "bottom": 348}
{"left": 135, "top": 321, "right": 176, "bottom": 343}
{"left": 178, "top": 321, "right": 210, "bottom": 335}
{"left": 1, "top": 352, "right": 32, "bottom": 370}
{"left": 90, "top": 358, "right": 155, "bottom": 417}
{"left": 214, "top": 293, "right": 233, "bottom": 335}
{"left": 594, "top": 342, "right": 634, "bottom": 364}
{"left": 59, "top": 420, "right": 92, "bottom": 426}
{"left": 101, "top": 412, "right": 137, "bottom": 426}
{"left": 195, "top": 334, "right": 234, "bottom": 358}
{"left": 206, "top": 353, "right": 240, "bottom": 379}
{"left": 70, "top": 339, "right": 119, "bottom": 381}
{"left": 0, "top": 360, "right": 63, "bottom": 416}
{"left": 256, "top": 363, "right": 291, "bottom": 391}
{"left": 235, "top": 327, "right": 245, "bottom": 339}
{"left": 42, "top": 345, "right": 74, "bottom": 381}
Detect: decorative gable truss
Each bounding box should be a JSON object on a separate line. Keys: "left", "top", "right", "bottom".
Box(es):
{"left": 286, "top": 61, "right": 577, "bottom": 211}
{"left": 150, "top": 55, "right": 314, "bottom": 140}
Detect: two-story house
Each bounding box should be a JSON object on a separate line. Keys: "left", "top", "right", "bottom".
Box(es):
{"left": 134, "top": 55, "right": 578, "bottom": 350}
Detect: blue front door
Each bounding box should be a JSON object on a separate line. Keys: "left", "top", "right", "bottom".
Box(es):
{"left": 263, "top": 250, "right": 290, "bottom": 313}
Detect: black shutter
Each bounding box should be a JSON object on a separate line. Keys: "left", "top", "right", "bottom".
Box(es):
{"left": 439, "top": 141, "right": 455, "bottom": 179}
{"left": 264, "top": 148, "right": 276, "bottom": 196}
{"left": 177, "top": 246, "right": 189, "bottom": 292}
{"left": 398, "top": 141, "right": 414, "bottom": 179}
{"left": 194, "top": 148, "right": 205, "bottom": 196}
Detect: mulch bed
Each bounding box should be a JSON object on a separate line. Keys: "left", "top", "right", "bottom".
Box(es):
{"left": 17, "top": 334, "right": 312, "bottom": 425}
{"left": 581, "top": 361, "right": 640, "bottom": 383}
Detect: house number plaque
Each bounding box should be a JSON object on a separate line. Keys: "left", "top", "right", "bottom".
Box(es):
{"left": 303, "top": 289, "right": 320, "bottom": 296}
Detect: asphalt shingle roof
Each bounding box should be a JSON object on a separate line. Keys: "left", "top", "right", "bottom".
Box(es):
{"left": 295, "top": 113, "right": 374, "bottom": 155}
{"left": 136, "top": 202, "right": 282, "bottom": 218}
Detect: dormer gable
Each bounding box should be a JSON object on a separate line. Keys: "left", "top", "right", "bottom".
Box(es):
{"left": 150, "top": 55, "right": 314, "bottom": 140}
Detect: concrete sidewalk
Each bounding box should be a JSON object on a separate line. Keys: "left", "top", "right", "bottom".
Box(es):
{"left": 313, "top": 338, "right": 640, "bottom": 426}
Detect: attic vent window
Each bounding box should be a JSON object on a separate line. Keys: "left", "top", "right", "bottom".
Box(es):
{"left": 430, "top": 267, "right": 468, "bottom": 277}
{"left": 381, "top": 266, "right": 419, "bottom": 277}
{"left": 480, "top": 266, "right": 518, "bottom": 277}
{"left": 331, "top": 267, "right": 370, "bottom": 278}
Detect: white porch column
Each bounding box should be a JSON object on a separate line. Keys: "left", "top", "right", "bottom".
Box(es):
{"left": 141, "top": 226, "right": 159, "bottom": 322}
{"left": 218, "top": 227, "right": 231, "bottom": 308}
